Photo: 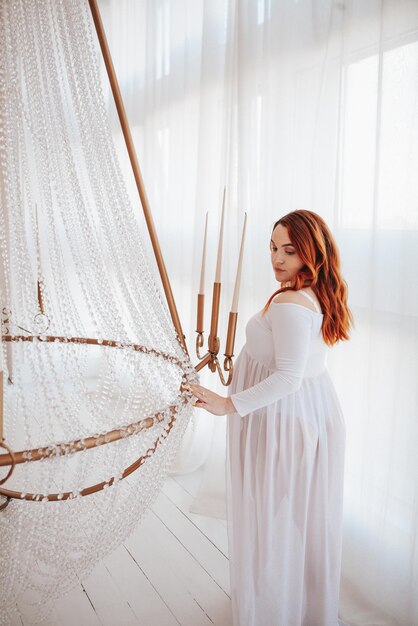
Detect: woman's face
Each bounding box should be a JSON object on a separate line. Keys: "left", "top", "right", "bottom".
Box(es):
{"left": 270, "top": 224, "right": 304, "bottom": 284}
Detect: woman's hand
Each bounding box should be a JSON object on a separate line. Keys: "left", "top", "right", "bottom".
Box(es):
{"left": 189, "top": 383, "right": 236, "bottom": 416}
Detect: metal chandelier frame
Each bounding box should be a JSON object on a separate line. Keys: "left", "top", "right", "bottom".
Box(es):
{"left": 0, "top": 0, "right": 235, "bottom": 506}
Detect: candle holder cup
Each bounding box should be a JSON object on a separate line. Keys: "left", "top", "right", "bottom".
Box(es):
{"left": 195, "top": 296, "right": 237, "bottom": 386}
{"left": 196, "top": 294, "right": 206, "bottom": 360}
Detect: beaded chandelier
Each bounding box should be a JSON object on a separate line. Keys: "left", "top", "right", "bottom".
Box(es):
{"left": 0, "top": 0, "right": 196, "bottom": 623}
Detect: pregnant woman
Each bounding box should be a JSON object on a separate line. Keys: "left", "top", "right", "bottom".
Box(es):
{"left": 191, "top": 209, "right": 353, "bottom": 626}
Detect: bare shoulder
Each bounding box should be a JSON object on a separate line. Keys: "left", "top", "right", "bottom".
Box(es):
{"left": 273, "top": 290, "right": 303, "bottom": 305}
{"left": 273, "top": 288, "right": 320, "bottom": 313}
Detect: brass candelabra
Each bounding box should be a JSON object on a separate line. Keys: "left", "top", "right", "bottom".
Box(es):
{"left": 195, "top": 285, "right": 238, "bottom": 386}
{"left": 194, "top": 207, "right": 247, "bottom": 386}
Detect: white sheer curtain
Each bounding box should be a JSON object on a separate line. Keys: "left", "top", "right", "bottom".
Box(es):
{"left": 98, "top": 1, "right": 418, "bottom": 624}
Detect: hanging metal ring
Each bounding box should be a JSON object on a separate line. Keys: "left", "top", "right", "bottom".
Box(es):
{"left": 0, "top": 441, "right": 16, "bottom": 486}
{"left": 0, "top": 496, "right": 11, "bottom": 512}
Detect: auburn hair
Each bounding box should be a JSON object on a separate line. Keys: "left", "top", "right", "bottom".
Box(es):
{"left": 263, "top": 210, "right": 353, "bottom": 346}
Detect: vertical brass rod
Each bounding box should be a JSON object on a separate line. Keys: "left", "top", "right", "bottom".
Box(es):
{"left": 88, "top": 0, "right": 188, "bottom": 355}
{"left": 196, "top": 293, "right": 204, "bottom": 334}
{"left": 208, "top": 282, "right": 221, "bottom": 354}
{"left": 225, "top": 311, "right": 238, "bottom": 358}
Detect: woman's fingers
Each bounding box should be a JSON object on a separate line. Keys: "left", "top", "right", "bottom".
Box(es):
{"left": 189, "top": 384, "right": 213, "bottom": 410}
{"left": 189, "top": 383, "right": 228, "bottom": 416}
{"left": 184, "top": 383, "right": 210, "bottom": 407}
{"left": 190, "top": 384, "right": 207, "bottom": 394}
{"left": 189, "top": 383, "right": 210, "bottom": 401}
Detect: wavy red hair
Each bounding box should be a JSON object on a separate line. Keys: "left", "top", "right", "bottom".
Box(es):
{"left": 264, "top": 210, "right": 353, "bottom": 346}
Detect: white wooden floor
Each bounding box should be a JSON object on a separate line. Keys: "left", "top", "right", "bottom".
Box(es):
{"left": 19, "top": 468, "right": 232, "bottom": 626}
{"left": 11, "top": 469, "right": 354, "bottom": 626}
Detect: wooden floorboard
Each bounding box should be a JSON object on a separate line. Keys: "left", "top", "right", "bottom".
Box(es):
{"left": 103, "top": 544, "right": 179, "bottom": 626}
{"left": 51, "top": 584, "right": 102, "bottom": 626}
{"left": 9, "top": 469, "right": 352, "bottom": 626}
{"left": 170, "top": 470, "right": 227, "bottom": 529}
{"left": 154, "top": 493, "right": 229, "bottom": 594}
{"left": 162, "top": 477, "right": 229, "bottom": 558}
{"left": 81, "top": 559, "right": 140, "bottom": 626}
{"left": 125, "top": 510, "right": 231, "bottom": 625}
{"left": 14, "top": 470, "right": 231, "bottom": 626}
{"left": 171, "top": 468, "right": 205, "bottom": 499}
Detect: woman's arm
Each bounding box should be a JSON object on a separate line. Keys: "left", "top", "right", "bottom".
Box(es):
{"left": 231, "top": 304, "right": 312, "bottom": 415}
{"left": 190, "top": 304, "right": 312, "bottom": 417}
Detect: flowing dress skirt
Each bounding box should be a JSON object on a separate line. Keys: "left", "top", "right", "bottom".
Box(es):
{"left": 227, "top": 348, "right": 346, "bottom": 626}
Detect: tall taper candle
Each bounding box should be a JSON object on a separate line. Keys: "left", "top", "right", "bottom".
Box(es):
{"left": 199, "top": 212, "right": 208, "bottom": 295}
{"left": 215, "top": 188, "right": 226, "bottom": 283}
{"left": 197, "top": 212, "right": 208, "bottom": 335}
{"left": 231, "top": 213, "right": 247, "bottom": 313}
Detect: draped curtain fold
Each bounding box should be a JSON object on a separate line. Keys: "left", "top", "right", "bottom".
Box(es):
{"left": 99, "top": 1, "right": 418, "bottom": 624}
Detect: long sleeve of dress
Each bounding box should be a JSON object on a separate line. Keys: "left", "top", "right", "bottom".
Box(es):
{"left": 231, "top": 304, "right": 313, "bottom": 417}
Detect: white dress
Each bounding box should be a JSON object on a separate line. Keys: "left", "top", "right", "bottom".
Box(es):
{"left": 227, "top": 291, "right": 345, "bottom": 626}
